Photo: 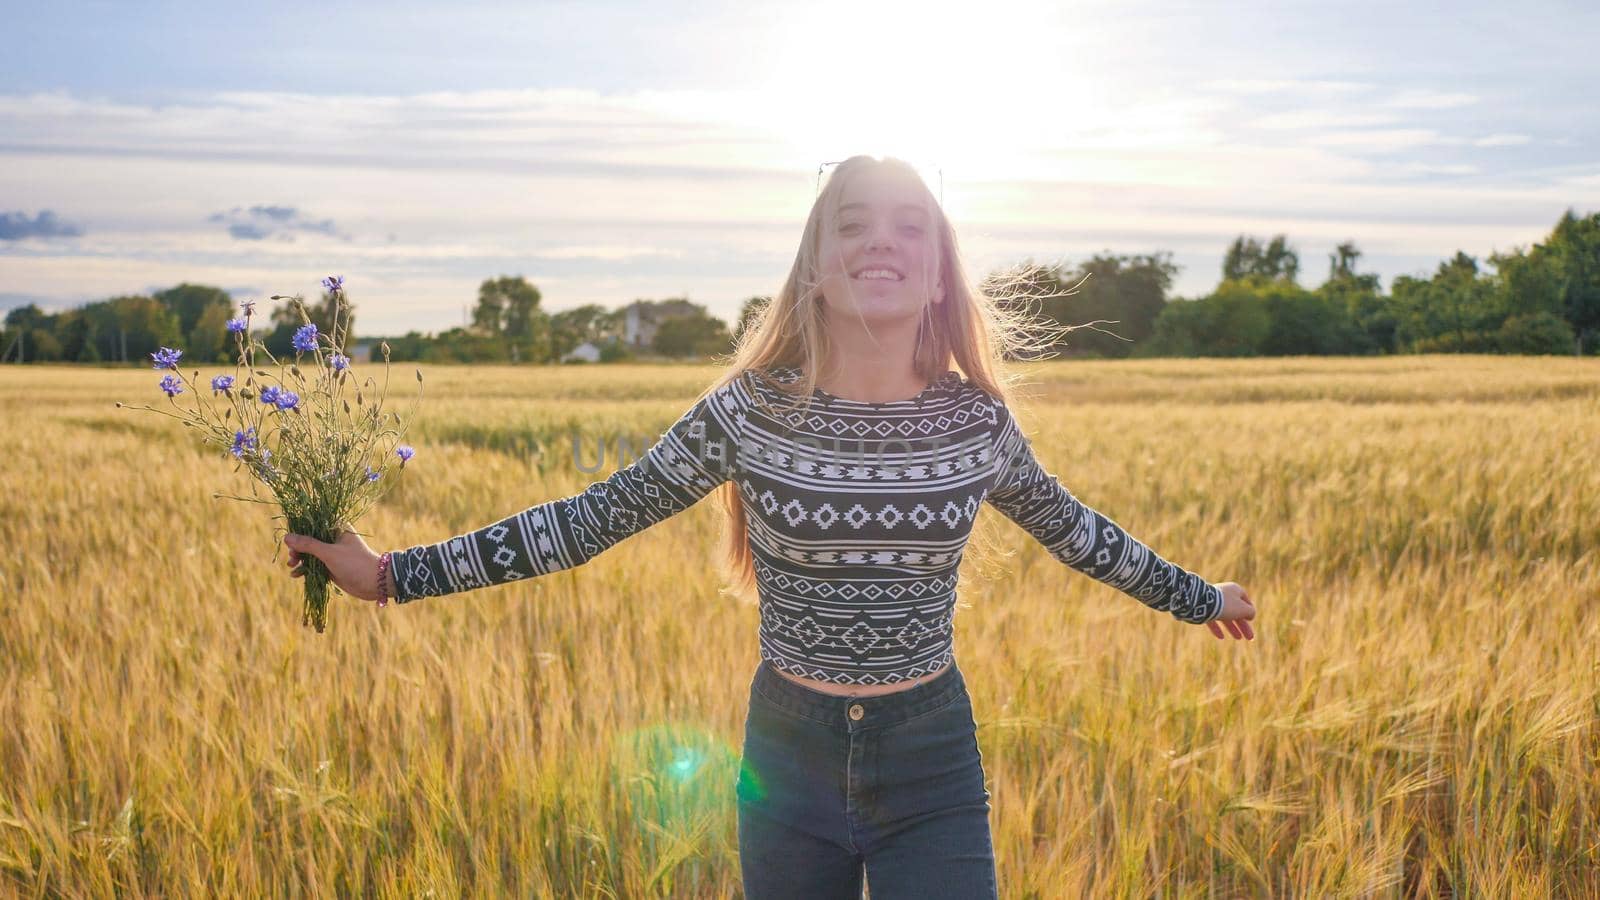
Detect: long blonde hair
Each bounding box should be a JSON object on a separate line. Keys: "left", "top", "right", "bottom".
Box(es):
{"left": 693, "top": 154, "right": 1058, "bottom": 601}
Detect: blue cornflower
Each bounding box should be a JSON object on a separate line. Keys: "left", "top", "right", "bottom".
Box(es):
{"left": 330, "top": 353, "right": 350, "bottom": 373}
{"left": 159, "top": 374, "right": 183, "bottom": 397}
{"left": 396, "top": 445, "right": 415, "bottom": 464}
{"left": 274, "top": 390, "right": 300, "bottom": 411}
{"left": 291, "top": 323, "right": 319, "bottom": 353}
{"left": 226, "top": 317, "right": 247, "bottom": 334}
{"left": 211, "top": 374, "right": 235, "bottom": 393}
{"left": 259, "top": 385, "right": 282, "bottom": 405}
{"left": 322, "top": 274, "right": 344, "bottom": 293}
{"left": 240, "top": 298, "right": 256, "bottom": 316}
{"left": 150, "top": 346, "right": 182, "bottom": 370}
{"left": 230, "top": 426, "right": 258, "bottom": 458}
{"left": 364, "top": 465, "right": 380, "bottom": 483}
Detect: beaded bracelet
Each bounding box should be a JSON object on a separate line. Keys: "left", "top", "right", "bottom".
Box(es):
{"left": 376, "top": 551, "right": 393, "bottom": 607}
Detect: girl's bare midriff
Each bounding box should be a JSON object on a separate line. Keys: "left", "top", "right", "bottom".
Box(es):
{"left": 775, "top": 659, "right": 951, "bottom": 697}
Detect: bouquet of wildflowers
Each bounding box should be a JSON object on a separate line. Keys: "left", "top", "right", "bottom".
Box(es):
{"left": 118, "top": 275, "right": 422, "bottom": 632}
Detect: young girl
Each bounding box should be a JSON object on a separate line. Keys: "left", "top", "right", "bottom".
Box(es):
{"left": 284, "top": 154, "right": 1258, "bottom": 898}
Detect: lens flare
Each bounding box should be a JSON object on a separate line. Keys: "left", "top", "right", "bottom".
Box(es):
{"left": 609, "top": 722, "right": 741, "bottom": 837}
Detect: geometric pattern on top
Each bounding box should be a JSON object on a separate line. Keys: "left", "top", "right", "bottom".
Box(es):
{"left": 390, "top": 364, "right": 1224, "bottom": 685}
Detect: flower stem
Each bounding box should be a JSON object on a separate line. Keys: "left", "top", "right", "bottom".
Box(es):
{"left": 301, "top": 557, "right": 331, "bottom": 633}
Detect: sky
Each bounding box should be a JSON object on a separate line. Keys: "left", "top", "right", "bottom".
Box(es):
{"left": 2, "top": 0, "right": 1597, "bottom": 335}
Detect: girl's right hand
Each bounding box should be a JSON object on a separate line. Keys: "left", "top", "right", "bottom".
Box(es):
{"left": 1207, "top": 582, "right": 1256, "bottom": 640}
{"left": 285, "top": 529, "right": 389, "bottom": 603}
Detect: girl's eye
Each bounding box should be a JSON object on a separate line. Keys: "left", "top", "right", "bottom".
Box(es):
{"left": 899, "top": 225, "right": 924, "bottom": 236}
{"left": 839, "top": 223, "right": 863, "bottom": 235}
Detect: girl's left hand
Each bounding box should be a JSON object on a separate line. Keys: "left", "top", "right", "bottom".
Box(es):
{"left": 1206, "top": 582, "right": 1256, "bottom": 640}
{"left": 284, "top": 528, "right": 387, "bottom": 603}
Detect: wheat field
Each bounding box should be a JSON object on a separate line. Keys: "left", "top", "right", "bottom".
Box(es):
{"left": 1, "top": 356, "right": 1596, "bottom": 898}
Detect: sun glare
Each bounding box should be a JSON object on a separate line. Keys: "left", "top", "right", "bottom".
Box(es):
{"left": 753, "top": 0, "right": 1085, "bottom": 189}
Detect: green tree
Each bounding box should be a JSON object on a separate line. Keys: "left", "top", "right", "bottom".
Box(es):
{"left": 471, "top": 276, "right": 530, "bottom": 334}
{"left": 3, "top": 303, "right": 48, "bottom": 332}
{"left": 598, "top": 339, "right": 633, "bottom": 362}
{"left": 1222, "top": 234, "right": 1300, "bottom": 283}
{"left": 1138, "top": 298, "right": 1203, "bottom": 357}
{"left": 471, "top": 279, "right": 507, "bottom": 335}
{"left": 652, "top": 308, "right": 732, "bottom": 357}
{"left": 425, "top": 326, "right": 507, "bottom": 363}
{"left": 76, "top": 295, "right": 181, "bottom": 363}
{"left": 984, "top": 255, "right": 1178, "bottom": 358}
{"left": 188, "top": 301, "right": 236, "bottom": 363}
{"left": 1327, "top": 240, "right": 1362, "bottom": 280}
{"left": 470, "top": 276, "right": 547, "bottom": 362}
{"left": 499, "top": 278, "right": 541, "bottom": 338}
{"left": 382, "top": 330, "right": 432, "bottom": 362}
{"left": 1144, "top": 281, "right": 1273, "bottom": 357}
{"left": 1489, "top": 244, "right": 1564, "bottom": 321}
{"left": 550, "top": 303, "right": 611, "bottom": 358}
{"left": 1391, "top": 252, "right": 1501, "bottom": 351}
{"left": 3, "top": 306, "right": 65, "bottom": 363}
{"left": 155, "top": 283, "right": 233, "bottom": 348}
{"left": 2, "top": 305, "right": 62, "bottom": 363}
{"left": 1056, "top": 253, "right": 1178, "bottom": 358}
{"left": 55, "top": 309, "right": 93, "bottom": 361}
{"left": 1316, "top": 241, "right": 1390, "bottom": 354}
{"left": 1496, "top": 312, "right": 1576, "bottom": 355}
{"left": 26, "top": 329, "right": 64, "bottom": 361}
{"left": 733, "top": 296, "right": 771, "bottom": 345}
{"left": 1546, "top": 210, "right": 1600, "bottom": 354}
{"left": 1258, "top": 283, "right": 1366, "bottom": 356}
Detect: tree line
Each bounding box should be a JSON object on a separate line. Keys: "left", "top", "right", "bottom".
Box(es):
{"left": 992, "top": 208, "right": 1597, "bottom": 359}
{"left": 382, "top": 278, "right": 738, "bottom": 364}
{"left": 0, "top": 284, "right": 353, "bottom": 366}
{"left": 4, "top": 208, "right": 1595, "bottom": 365}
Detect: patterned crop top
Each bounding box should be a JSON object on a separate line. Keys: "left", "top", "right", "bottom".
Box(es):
{"left": 390, "top": 365, "right": 1224, "bottom": 685}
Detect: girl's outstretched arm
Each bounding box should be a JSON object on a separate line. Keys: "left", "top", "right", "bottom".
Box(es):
{"left": 285, "top": 374, "right": 746, "bottom": 605}
{"left": 984, "top": 399, "right": 1243, "bottom": 631}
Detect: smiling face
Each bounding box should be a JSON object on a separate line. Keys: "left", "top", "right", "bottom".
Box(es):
{"left": 815, "top": 165, "right": 944, "bottom": 330}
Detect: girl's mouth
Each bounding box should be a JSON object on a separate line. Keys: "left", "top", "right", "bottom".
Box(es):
{"left": 851, "top": 267, "right": 904, "bottom": 282}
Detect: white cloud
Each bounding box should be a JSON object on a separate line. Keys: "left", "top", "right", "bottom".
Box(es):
{"left": 1303, "top": 128, "right": 1442, "bottom": 151}
{"left": 1382, "top": 89, "right": 1478, "bottom": 110}
{"left": 1248, "top": 110, "right": 1403, "bottom": 130}
{"left": 1474, "top": 133, "right": 1532, "bottom": 147}
{"left": 1201, "top": 79, "right": 1374, "bottom": 95}
{"left": 0, "top": 81, "right": 1590, "bottom": 331}
{"left": 1387, "top": 162, "right": 1481, "bottom": 177}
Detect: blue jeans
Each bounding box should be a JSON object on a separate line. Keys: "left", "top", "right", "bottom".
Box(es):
{"left": 735, "top": 659, "right": 998, "bottom": 899}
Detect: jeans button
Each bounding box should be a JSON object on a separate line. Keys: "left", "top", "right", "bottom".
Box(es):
{"left": 848, "top": 703, "right": 864, "bottom": 721}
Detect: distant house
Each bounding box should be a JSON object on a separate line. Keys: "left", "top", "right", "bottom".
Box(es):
{"left": 621, "top": 298, "right": 700, "bottom": 349}
{"left": 349, "top": 340, "right": 376, "bottom": 363}
{"left": 561, "top": 341, "right": 602, "bottom": 363}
